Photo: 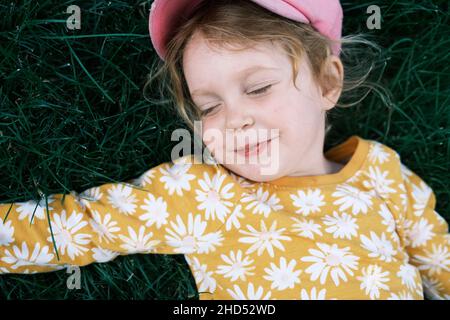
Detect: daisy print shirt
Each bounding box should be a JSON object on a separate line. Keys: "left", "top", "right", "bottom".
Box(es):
{"left": 1, "top": 136, "right": 449, "bottom": 300}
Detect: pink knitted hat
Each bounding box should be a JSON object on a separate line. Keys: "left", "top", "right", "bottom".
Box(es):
{"left": 149, "top": 0, "right": 343, "bottom": 61}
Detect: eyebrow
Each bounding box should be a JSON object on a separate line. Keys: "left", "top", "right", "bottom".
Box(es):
{"left": 190, "top": 65, "right": 279, "bottom": 97}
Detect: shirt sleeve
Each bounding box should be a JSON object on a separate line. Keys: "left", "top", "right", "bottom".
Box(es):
{"left": 0, "top": 155, "right": 226, "bottom": 274}
{"left": 396, "top": 162, "right": 450, "bottom": 299}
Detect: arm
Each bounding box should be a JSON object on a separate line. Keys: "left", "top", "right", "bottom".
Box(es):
{"left": 397, "top": 163, "right": 450, "bottom": 299}
{"left": 0, "top": 155, "right": 225, "bottom": 274}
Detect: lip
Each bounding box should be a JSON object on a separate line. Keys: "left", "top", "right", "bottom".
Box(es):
{"left": 235, "top": 138, "right": 273, "bottom": 158}
{"left": 234, "top": 136, "right": 279, "bottom": 152}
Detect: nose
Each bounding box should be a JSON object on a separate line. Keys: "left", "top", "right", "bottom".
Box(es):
{"left": 225, "top": 104, "right": 255, "bottom": 131}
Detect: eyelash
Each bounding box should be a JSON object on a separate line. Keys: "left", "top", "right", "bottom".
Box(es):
{"left": 249, "top": 84, "right": 272, "bottom": 96}
{"left": 200, "top": 85, "right": 272, "bottom": 117}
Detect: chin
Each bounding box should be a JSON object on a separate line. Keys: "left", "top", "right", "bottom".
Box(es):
{"left": 223, "top": 162, "right": 282, "bottom": 183}
{"left": 214, "top": 145, "right": 283, "bottom": 182}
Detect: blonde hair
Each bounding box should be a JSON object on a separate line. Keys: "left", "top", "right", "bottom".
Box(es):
{"left": 144, "top": 0, "right": 392, "bottom": 144}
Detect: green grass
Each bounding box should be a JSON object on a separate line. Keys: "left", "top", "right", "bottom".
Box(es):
{"left": 0, "top": 0, "right": 448, "bottom": 299}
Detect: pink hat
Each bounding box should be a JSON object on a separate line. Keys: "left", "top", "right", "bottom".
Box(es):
{"left": 149, "top": 0, "right": 343, "bottom": 61}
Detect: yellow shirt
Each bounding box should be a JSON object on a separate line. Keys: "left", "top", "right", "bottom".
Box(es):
{"left": 1, "top": 136, "right": 449, "bottom": 300}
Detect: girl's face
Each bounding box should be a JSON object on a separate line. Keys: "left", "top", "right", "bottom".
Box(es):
{"left": 183, "top": 31, "right": 343, "bottom": 182}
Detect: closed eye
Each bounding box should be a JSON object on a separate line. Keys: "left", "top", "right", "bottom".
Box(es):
{"left": 249, "top": 84, "right": 272, "bottom": 95}
{"left": 200, "top": 106, "right": 218, "bottom": 117}
{"left": 200, "top": 84, "right": 273, "bottom": 117}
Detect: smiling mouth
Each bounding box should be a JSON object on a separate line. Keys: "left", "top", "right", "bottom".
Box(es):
{"left": 234, "top": 136, "right": 278, "bottom": 152}
{"left": 234, "top": 137, "right": 276, "bottom": 157}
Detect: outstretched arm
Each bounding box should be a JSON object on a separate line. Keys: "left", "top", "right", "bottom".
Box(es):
{"left": 0, "top": 155, "right": 224, "bottom": 274}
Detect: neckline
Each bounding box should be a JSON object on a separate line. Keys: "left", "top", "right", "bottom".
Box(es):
{"left": 263, "top": 135, "right": 369, "bottom": 188}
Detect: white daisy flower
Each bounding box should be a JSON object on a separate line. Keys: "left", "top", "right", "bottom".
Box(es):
{"left": 139, "top": 193, "right": 170, "bottom": 228}
{"left": 118, "top": 225, "right": 160, "bottom": 253}
{"left": 107, "top": 184, "right": 138, "bottom": 215}
{"left": 322, "top": 211, "right": 359, "bottom": 240}
{"left": 165, "top": 212, "right": 224, "bottom": 254}
{"left": 225, "top": 205, "right": 245, "bottom": 231}
{"left": 241, "top": 187, "right": 283, "bottom": 218}
{"left": 400, "top": 163, "right": 414, "bottom": 182}
{"left": 405, "top": 217, "right": 435, "bottom": 248}
{"left": 301, "top": 243, "right": 360, "bottom": 286}
{"left": 47, "top": 210, "right": 92, "bottom": 260}
{"left": 346, "top": 170, "right": 363, "bottom": 184}
{"left": 195, "top": 172, "right": 234, "bottom": 222}
{"left": 400, "top": 218, "right": 413, "bottom": 234}
{"left": 130, "top": 168, "right": 156, "bottom": 187}
{"left": 415, "top": 287, "right": 426, "bottom": 299}
{"left": 396, "top": 263, "right": 419, "bottom": 290}
{"left": 368, "top": 142, "right": 390, "bottom": 164}
{"left": 412, "top": 244, "right": 450, "bottom": 276}
{"left": 159, "top": 162, "right": 195, "bottom": 196}
{"left": 227, "top": 283, "right": 272, "bottom": 300}
{"left": 357, "top": 264, "right": 390, "bottom": 299}
{"left": 396, "top": 183, "right": 408, "bottom": 210}
{"left": 187, "top": 256, "right": 217, "bottom": 293}
{"left": 290, "top": 189, "right": 325, "bottom": 216}
{"left": 291, "top": 217, "right": 323, "bottom": 240}
{"left": 332, "top": 185, "right": 373, "bottom": 215}
{"left": 362, "top": 166, "right": 396, "bottom": 199}
{"left": 89, "top": 210, "right": 120, "bottom": 244}
{"left": 91, "top": 248, "right": 119, "bottom": 263}
{"left": 360, "top": 231, "right": 397, "bottom": 262}
{"left": 79, "top": 186, "right": 103, "bottom": 202}
{"left": 435, "top": 211, "right": 448, "bottom": 227}
{"left": 411, "top": 181, "right": 432, "bottom": 217}
{"left": 421, "top": 275, "right": 446, "bottom": 300}
{"left": 238, "top": 220, "right": 292, "bottom": 258}
{"left": 300, "top": 287, "right": 329, "bottom": 300}
{"left": 215, "top": 249, "right": 255, "bottom": 282}
{"left": 0, "top": 267, "right": 10, "bottom": 273}
{"left": 263, "top": 257, "right": 302, "bottom": 291}
{"left": 2, "top": 242, "right": 54, "bottom": 269}
{"left": 22, "top": 269, "right": 39, "bottom": 274}
{"left": 15, "top": 196, "right": 56, "bottom": 224}
{"left": 74, "top": 187, "right": 103, "bottom": 211}
{"left": 0, "top": 219, "right": 14, "bottom": 246}
{"left": 377, "top": 204, "right": 396, "bottom": 234}
{"left": 387, "top": 291, "right": 414, "bottom": 300}
{"left": 65, "top": 191, "right": 86, "bottom": 212}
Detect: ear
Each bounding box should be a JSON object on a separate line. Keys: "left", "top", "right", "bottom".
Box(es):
{"left": 321, "top": 55, "right": 344, "bottom": 111}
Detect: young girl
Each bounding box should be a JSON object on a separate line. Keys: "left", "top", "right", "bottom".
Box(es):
{"left": 1, "top": 0, "right": 449, "bottom": 300}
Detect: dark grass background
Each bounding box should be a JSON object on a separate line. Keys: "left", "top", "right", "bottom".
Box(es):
{"left": 0, "top": 0, "right": 448, "bottom": 299}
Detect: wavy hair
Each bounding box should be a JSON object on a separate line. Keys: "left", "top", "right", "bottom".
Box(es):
{"left": 144, "top": 0, "right": 392, "bottom": 151}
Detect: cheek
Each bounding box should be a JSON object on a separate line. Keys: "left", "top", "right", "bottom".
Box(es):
{"left": 201, "top": 120, "right": 224, "bottom": 151}
{"left": 279, "top": 94, "right": 325, "bottom": 138}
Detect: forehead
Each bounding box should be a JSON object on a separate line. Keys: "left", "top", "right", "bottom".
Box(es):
{"left": 182, "top": 32, "right": 289, "bottom": 86}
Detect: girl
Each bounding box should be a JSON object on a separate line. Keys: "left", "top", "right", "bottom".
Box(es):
{"left": 1, "top": 0, "right": 449, "bottom": 300}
